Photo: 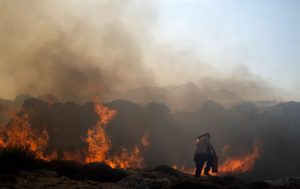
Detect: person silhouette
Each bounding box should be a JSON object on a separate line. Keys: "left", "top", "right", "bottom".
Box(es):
{"left": 194, "top": 133, "right": 217, "bottom": 177}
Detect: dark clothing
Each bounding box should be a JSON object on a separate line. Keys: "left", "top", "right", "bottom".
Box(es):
{"left": 194, "top": 153, "right": 213, "bottom": 177}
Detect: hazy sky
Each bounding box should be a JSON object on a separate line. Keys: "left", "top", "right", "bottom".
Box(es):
{"left": 154, "top": 0, "right": 300, "bottom": 98}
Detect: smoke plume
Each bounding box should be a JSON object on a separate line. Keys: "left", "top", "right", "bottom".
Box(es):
{"left": 0, "top": 0, "right": 280, "bottom": 104}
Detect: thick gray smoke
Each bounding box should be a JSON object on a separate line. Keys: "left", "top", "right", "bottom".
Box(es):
{"left": 0, "top": 0, "right": 280, "bottom": 105}
{"left": 0, "top": 0, "right": 155, "bottom": 102}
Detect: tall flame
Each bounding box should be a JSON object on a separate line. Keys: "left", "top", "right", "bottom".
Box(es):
{"left": 0, "top": 101, "right": 150, "bottom": 169}
{"left": 84, "top": 102, "right": 149, "bottom": 168}
{"left": 84, "top": 103, "right": 116, "bottom": 163}
{"left": 0, "top": 110, "right": 54, "bottom": 160}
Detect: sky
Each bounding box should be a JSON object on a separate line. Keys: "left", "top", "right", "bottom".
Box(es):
{"left": 154, "top": 0, "right": 300, "bottom": 98}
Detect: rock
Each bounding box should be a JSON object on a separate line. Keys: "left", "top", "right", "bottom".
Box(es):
{"left": 209, "top": 175, "right": 244, "bottom": 186}
{"left": 287, "top": 177, "right": 300, "bottom": 186}
{"left": 81, "top": 162, "right": 127, "bottom": 182}
{"left": 245, "top": 181, "right": 271, "bottom": 189}
{"left": 153, "top": 165, "right": 184, "bottom": 178}
{"left": 266, "top": 177, "right": 300, "bottom": 187}
{"left": 59, "top": 176, "right": 69, "bottom": 181}
{"left": 167, "top": 180, "right": 221, "bottom": 189}
{"left": 36, "top": 170, "right": 58, "bottom": 177}
{"left": 0, "top": 175, "right": 17, "bottom": 184}
{"left": 120, "top": 174, "right": 170, "bottom": 189}
{"left": 45, "top": 160, "right": 82, "bottom": 179}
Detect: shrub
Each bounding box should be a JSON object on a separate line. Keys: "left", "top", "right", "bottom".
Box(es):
{"left": 81, "top": 162, "right": 127, "bottom": 182}
{"left": 44, "top": 159, "right": 82, "bottom": 179}
{"left": 153, "top": 165, "right": 182, "bottom": 177}
{"left": 0, "top": 147, "right": 40, "bottom": 173}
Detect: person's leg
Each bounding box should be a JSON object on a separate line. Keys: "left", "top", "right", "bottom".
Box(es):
{"left": 204, "top": 155, "right": 213, "bottom": 175}
{"left": 195, "top": 161, "right": 200, "bottom": 177}
{"left": 194, "top": 155, "right": 204, "bottom": 177}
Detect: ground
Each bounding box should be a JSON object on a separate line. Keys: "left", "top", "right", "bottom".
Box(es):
{"left": 0, "top": 166, "right": 299, "bottom": 189}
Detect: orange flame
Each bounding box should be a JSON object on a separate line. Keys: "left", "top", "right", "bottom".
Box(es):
{"left": 84, "top": 102, "right": 149, "bottom": 168}
{"left": 108, "top": 146, "right": 144, "bottom": 168}
{"left": 0, "top": 110, "right": 55, "bottom": 160}
{"left": 84, "top": 103, "right": 116, "bottom": 163}
{"left": 0, "top": 101, "right": 150, "bottom": 169}
{"left": 173, "top": 141, "right": 261, "bottom": 175}
{"left": 219, "top": 141, "right": 261, "bottom": 173}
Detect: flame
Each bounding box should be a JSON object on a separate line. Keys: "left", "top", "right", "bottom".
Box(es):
{"left": 85, "top": 126, "right": 112, "bottom": 163}
{"left": 108, "top": 146, "right": 144, "bottom": 168}
{"left": 173, "top": 141, "right": 261, "bottom": 176}
{"left": 0, "top": 137, "right": 4, "bottom": 147}
{"left": 94, "top": 103, "right": 117, "bottom": 126}
{"left": 219, "top": 141, "right": 261, "bottom": 173}
{"left": 84, "top": 103, "right": 116, "bottom": 163}
{"left": 84, "top": 102, "right": 149, "bottom": 168}
{"left": 107, "top": 133, "right": 151, "bottom": 169}
{"left": 0, "top": 110, "right": 54, "bottom": 160}
{"left": 0, "top": 101, "right": 150, "bottom": 169}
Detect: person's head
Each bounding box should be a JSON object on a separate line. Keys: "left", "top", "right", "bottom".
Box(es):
{"left": 198, "top": 133, "right": 210, "bottom": 140}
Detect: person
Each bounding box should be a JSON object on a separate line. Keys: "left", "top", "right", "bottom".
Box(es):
{"left": 194, "top": 133, "right": 217, "bottom": 177}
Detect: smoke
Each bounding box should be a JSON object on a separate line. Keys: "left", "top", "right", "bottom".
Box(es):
{"left": 0, "top": 1, "right": 298, "bottom": 180}
{"left": 2, "top": 97, "right": 299, "bottom": 179}
{"left": 0, "top": 0, "right": 281, "bottom": 104}
{"left": 0, "top": 0, "right": 155, "bottom": 102}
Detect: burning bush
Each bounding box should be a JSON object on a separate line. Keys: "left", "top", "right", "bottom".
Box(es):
{"left": 0, "top": 147, "right": 41, "bottom": 173}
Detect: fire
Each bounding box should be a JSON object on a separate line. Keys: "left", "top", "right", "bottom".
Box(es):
{"left": 84, "top": 102, "right": 115, "bottom": 163}
{"left": 94, "top": 103, "right": 117, "bottom": 126}
{"left": 219, "top": 141, "right": 261, "bottom": 173}
{"left": 172, "top": 141, "right": 261, "bottom": 176}
{"left": 85, "top": 126, "right": 112, "bottom": 163}
{"left": 108, "top": 146, "right": 144, "bottom": 168}
{"left": 0, "top": 101, "right": 261, "bottom": 174}
{"left": 108, "top": 133, "right": 150, "bottom": 168}
{"left": 0, "top": 110, "right": 54, "bottom": 160}
{"left": 84, "top": 102, "right": 149, "bottom": 168}
{"left": 0, "top": 100, "right": 150, "bottom": 169}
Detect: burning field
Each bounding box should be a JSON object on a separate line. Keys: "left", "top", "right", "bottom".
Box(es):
{"left": 0, "top": 96, "right": 298, "bottom": 180}
{"left": 0, "top": 1, "right": 300, "bottom": 188}
{"left": 1, "top": 97, "right": 300, "bottom": 189}
{"left": 0, "top": 97, "right": 257, "bottom": 175}
{"left": 0, "top": 99, "right": 149, "bottom": 169}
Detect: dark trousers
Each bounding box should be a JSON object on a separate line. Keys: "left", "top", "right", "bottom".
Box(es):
{"left": 194, "top": 153, "right": 213, "bottom": 177}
